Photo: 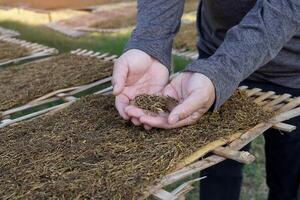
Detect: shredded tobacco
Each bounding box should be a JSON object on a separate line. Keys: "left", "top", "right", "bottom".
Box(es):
{"left": 0, "top": 41, "right": 30, "bottom": 61}
{"left": 134, "top": 94, "right": 178, "bottom": 113}
{"left": 0, "top": 53, "right": 113, "bottom": 111}
{"left": 0, "top": 91, "right": 273, "bottom": 199}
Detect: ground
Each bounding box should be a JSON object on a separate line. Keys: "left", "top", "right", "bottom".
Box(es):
{"left": 0, "top": 0, "right": 132, "bottom": 10}
{"left": 0, "top": 20, "right": 268, "bottom": 199}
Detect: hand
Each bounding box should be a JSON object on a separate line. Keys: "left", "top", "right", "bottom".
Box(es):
{"left": 126, "top": 72, "right": 215, "bottom": 129}
{"left": 112, "top": 49, "right": 169, "bottom": 127}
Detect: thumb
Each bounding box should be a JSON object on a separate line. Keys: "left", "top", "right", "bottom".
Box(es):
{"left": 162, "top": 84, "right": 178, "bottom": 100}
{"left": 112, "top": 59, "right": 129, "bottom": 95}
{"left": 168, "top": 91, "right": 205, "bottom": 124}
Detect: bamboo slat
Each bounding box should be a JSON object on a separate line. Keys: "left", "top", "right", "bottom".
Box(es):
{"left": 0, "top": 73, "right": 299, "bottom": 199}
{"left": 0, "top": 49, "right": 117, "bottom": 124}
{"left": 0, "top": 26, "right": 20, "bottom": 37}
{"left": 0, "top": 36, "right": 58, "bottom": 66}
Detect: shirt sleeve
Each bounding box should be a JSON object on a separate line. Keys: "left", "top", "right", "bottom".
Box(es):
{"left": 186, "top": 0, "right": 300, "bottom": 109}
{"left": 125, "top": 0, "right": 185, "bottom": 69}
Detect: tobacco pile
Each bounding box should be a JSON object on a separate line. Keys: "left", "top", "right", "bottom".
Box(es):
{"left": 134, "top": 94, "right": 178, "bottom": 113}
{"left": 0, "top": 41, "right": 30, "bottom": 61}
{"left": 0, "top": 91, "right": 273, "bottom": 199}
{"left": 0, "top": 53, "right": 113, "bottom": 111}
{"left": 174, "top": 23, "right": 198, "bottom": 51}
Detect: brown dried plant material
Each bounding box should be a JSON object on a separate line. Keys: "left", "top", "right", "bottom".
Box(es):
{"left": 0, "top": 53, "right": 113, "bottom": 111}
{"left": 91, "top": 6, "right": 136, "bottom": 29}
{"left": 0, "top": 91, "right": 273, "bottom": 199}
{"left": 174, "top": 23, "right": 198, "bottom": 51}
{"left": 134, "top": 94, "right": 178, "bottom": 113}
{"left": 0, "top": 41, "right": 30, "bottom": 61}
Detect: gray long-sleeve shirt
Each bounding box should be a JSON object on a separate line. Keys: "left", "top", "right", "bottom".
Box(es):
{"left": 126, "top": 0, "right": 300, "bottom": 109}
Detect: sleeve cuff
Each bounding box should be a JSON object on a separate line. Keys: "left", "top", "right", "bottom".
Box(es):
{"left": 124, "top": 37, "right": 173, "bottom": 71}
{"left": 185, "top": 58, "right": 241, "bottom": 110}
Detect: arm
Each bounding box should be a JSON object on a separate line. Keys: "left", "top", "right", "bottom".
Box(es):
{"left": 186, "top": 0, "right": 300, "bottom": 109}
{"left": 125, "top": 0, "right": 185, "bottom": 69}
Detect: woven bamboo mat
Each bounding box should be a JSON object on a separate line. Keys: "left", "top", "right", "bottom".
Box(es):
{"left": 148, "top": 86, "right": 300, "bottom": 199}
{"left": 45, "top": 2, "right": 136, "bottom": 37}
{"left": 0, "top": 26, "right": 19, "bottom": 37}
{"left": 0, "top": 49, "right": 117, "bottom": 119}
{"left": 0, "top": 73, "right": 299, "bottom": 199}
{"left": 0, "top": 36, "right": 58, "bottom": 66}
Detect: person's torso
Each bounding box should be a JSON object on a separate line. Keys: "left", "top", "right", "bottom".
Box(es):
{"left": 198, "top": 0, "right": 300, "bottom": 88}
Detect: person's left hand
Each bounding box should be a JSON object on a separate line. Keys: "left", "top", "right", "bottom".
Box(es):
{"left": 125, "top": 72, "right": 216, "bottom": 129}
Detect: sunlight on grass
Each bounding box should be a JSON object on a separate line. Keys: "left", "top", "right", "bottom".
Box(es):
{"left": 182, "top": 12, "right": 197, "bottom": 23}
{"left": 0, "top": 8, "right": 84, "bottom": 25}
{"left": 0, "top": 20, "right": 129, "bottom": 54}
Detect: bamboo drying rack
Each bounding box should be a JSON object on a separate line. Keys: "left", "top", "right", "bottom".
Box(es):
{"left": 0, "top": 48, "right": 117, "bottom": 127}
{"left": 0, "top": 70, "right": 299, "bottom": 199}
{"left": 45, "top": 1, "right": 137, "bottom": 37}
{"left": 0, "top": 26, "right": 20, "bottom": 37}
{"left": 0, "top": 36, "right": 58, "bottom": 66}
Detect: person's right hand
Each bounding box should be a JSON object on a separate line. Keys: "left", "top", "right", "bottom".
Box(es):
{"left": 112, "top": 49, "right": 169, "bottom": 126}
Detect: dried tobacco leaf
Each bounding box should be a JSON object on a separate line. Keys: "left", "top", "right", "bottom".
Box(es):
{"left": 0, "top": 91, "right": 273, "bottom": 199}
{"left": 0, "top": 53, "right": 113, "bottom": 111}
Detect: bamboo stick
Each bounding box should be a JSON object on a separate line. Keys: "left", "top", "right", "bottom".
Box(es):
{"left": 28, "top": 86, "right": 81, "bottom": 104}
{"left": 146, "top": 107, "right": 300, "bottom": 199}
{"left": 264, "top": 94, "right": 292, "bottom": 109}
{"left": 272, "top": 122, "right": 296, "bottom": 132}
{"left": 254, "top": 91, "right": 275, "bottom": 103}
{"left": 152, "top": 190, "right": 177, "bottom": 200}
{"left": 212, "top": 147, "right": 256, "bottom": 164}
{"left": 277, "top": 97, "right": 300, "bottom": 113}
{"left": 246, "top": 88, "right": 262, "bottom": 97}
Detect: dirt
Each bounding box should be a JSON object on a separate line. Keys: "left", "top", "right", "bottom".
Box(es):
{"left": 174, "top": 23, "right": 198, "bottom": 51}
{"left": 0, "top": 0, "right": 133, "bottom": 10}
{"left": 134, "top": 94, "right": 178, "bottom": 113}
{"left": 0, "top": 91, "right": 273, "bottom": 199}
{"left": 0, "top": 41, "right": 31, "bottom": 61}
{"left": 0, "top": 53, "right": 113, "bottom": 111}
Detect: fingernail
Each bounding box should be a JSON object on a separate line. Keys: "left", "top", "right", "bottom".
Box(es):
{"left": 169, "top": 115, "right": 179, "bottom": 124}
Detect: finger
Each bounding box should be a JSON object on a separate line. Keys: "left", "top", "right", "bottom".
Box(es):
{"left": 139, "top": 115, "right": 168, "bottom": 128}
{"left": 140, "top": 111, "right": 203, "bottom": 129}
{"left": 115, "top": 94, "right": 130, "bottom": 120}
{"left": 131, "top": 117, "right": 141, "bottom": 126}
{"left": 167, "top": 111, "right": 202, "bottom": 128}
{"left": 125, "top": 105, "right": 147, "bottom": 119}
{"left": 162, "top": 84, "right": 178, "bottom": 100}
{"left": 144, "top": 124, "right": 152, "bottom": 130}
{"left": 168, "top": 92, "right": 208, "bottom": 124}
{"left": 112, "top": 59, "right": 128, "bottom": 95}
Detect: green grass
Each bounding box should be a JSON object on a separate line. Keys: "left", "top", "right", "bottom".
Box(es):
{"left": 0, "top": 20, "right": 267, "bottom": 200}
{"left": 0, "top": 20, "right": 190, "bottom": 70}
{"left": 0, "top": 20, "right": 129, "bottom": 54}
{"left": 241, "top": 136, "right": 268, "bottom": 200}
